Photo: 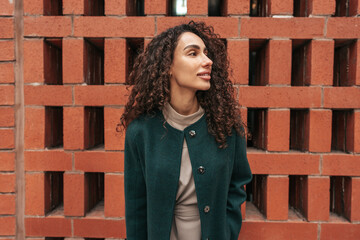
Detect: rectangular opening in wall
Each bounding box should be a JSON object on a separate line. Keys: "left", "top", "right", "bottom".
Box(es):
{"left": 45, "top": 171, "right": 64, "bottom": 215}
{"left": 126, "top": 0, "right": 145, "bottom": 16}
{"left": 45, "top": 106, "right": 63, "bottom": 149}
{"left": 330, "top": 176, "right": 351, "bottom": 221}
{"left": 291, "top": 39, "right": 311, "bottom": 86}
{"left": 249, "top": 0, "right": 268, "bottom": 17}
{"left": 290, "top": 109, "right": 309, "bottom": 151}
{"left": 333, "top": 39, "right": 356, "bottom": 86}
{"left": 334, "top": 0, "right": 350, "bottom": 16}
{"left": 126, "top": 38, "right": 144, "bottom": 83}
{"left": 208, "top": 0, "right": 226, "bottom": 16}
{"left": 249, "top": 39, "right": 268, "bottom": 86}
{"left": 44, "top": 38, "right": 63, "bottom": 85}
{"left": 45, "top": 238, "right": 65, "bottom": 240}
{"left": 44, "top": 0, "right": 63, "bottom": 16}
{"left": 84, "top": 107, "right": 104, "bottom": 149}
{"left": 289, "top": 175, "right": 306, "bottom": 219}
{"left": 169, "top": 0, "right": 187, "bottom": 16}
{"left": 246, "top": 174, "right": 266, "bottom": 218}
{"left": 84, "top": 38, "right": 104, "bottom": 85}
{"left": 247, "top": 108, "right": 267, "bottom": 149}
{"left": 293, "top": 0, "right": 309, "bottom": 17}
{"left": 85, "top": 172, "right": 104, "bottom": 214}
{"left": 84, "top": 0, "right": 105, "bottom": 16}
{"left": 331, "top": 109, "right": 353, "bottom": 152}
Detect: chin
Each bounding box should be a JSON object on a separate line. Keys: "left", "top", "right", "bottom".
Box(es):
{"left": 197, "top": 83, "right": 211, "bottom": 91}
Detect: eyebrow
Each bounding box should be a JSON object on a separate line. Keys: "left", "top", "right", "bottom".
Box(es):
{"left": 183, "top": 44, "right": 207, "bottom": 51}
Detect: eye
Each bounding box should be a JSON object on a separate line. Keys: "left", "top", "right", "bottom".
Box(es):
{"left": 188, "top": 51, "right": 196, "bottom": 56}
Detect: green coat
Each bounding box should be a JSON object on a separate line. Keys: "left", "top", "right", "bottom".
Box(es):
{"left": 124, "top": 110, "right": 252, "bottom": 240}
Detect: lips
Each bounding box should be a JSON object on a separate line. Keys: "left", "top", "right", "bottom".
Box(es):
{"left": 197, "top": 71, "right": 211, "bottom": 80}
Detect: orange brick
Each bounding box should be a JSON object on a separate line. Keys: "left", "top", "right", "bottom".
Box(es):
{"left": 64, "top": 107, "right": 85, "bottom": 150}
{"left": 265, "top": 176, "right": 289, "bottom": 220}
{"left": 0, "top": 129, "right": 14, "bottom": 149}
{"left": 0, "top": 107, "right": 14, "bottom": 127}
{"left": 0, "top": 40, "right": 14, "bottom": 61}
{"left": 23, "top": 39, "right": 44, "bottom": 83}
{"left": 63, "top": 0, "right": 84, "bottom": 15}
{"left": 105, "top": 38, "right": 127, "bottom": 83}
{"left": 267, "top": 40, "right": 292, "bottom": 85}
{"left": 0, "top": 152, "right": 15, "bottom": 171}
{"left": 268, "top": 0, "right": 293, "bottom": 14}
{"left": 227, "top": 40, "right": 248, "bottom": 84}
{"left": 104, "top": 107, "right": 125, "bottom": 150}
{"left": 144, "top": 0, "right": 167, "bottom": 15}
{"left": 227, "top": 0, "right": 249, "bottom": 15}
{"left": 74, "top": 85, "right": 129, "bottom": 106}
{"left": 25, "top": 151, "right": 72, "bottom": 171}
{"left": 305, "top": 177, "right": 330, "bottom": 221}
{"left": 24, "top": 0, "right": 43, "bottom": 15}
{"left": 105, "top": 0, "right": 126, "bottom": 15}
{"left": 324, "top": 87, "right": 360, "bottom": 109}
{"left": 0, "top": 85, "right": 14, "bottom": 105}
{"left": 0, "top": 0, "right": 14, "bottom": 15}
{"left": 322, "top": 155, "right": 360, "bottom": 176}
{"left": 320, "top": 223, "right": 360, "bottom": 240}
{"left": 63, "top": 38, "right": 84, "bottom": 84}
{"left": 0, "top": 194, "right": 15, "bottom": 214}
{"left": 74, "top": 152, "right": 124, "bottom": 172}
{"left": 25, "top": 217, "right": 72, "bottom": 237}
{"left": 355, "top": 111, "right": 360, "bottom": 153}
{"left": 266, "top": 109, "right": 290, "bottom": 151}
{"left": 308, "top": 109, "right": 332, "bottom": 152}
{"left": 105, "top": 174, "right": 125, "bottom": 217}
{"left": 0, "top": 216, "right": 15, "bottom": 235}
{"left": 24, "top": 16, "right": 72, "bottom": 37}
{"left": 187, "top": 0, "right": 207, "bottom": 15}
{"left": 347, "top": 178, "right": 360, "bottom": 221}
{"left": 64, "top": 173, "right": 85, "bottom": 216}
{"left": 0, "top": 173, "right": 15, "bottom": 193}
{"left": 25, "top": 107, "right": 45, "bottom": 149}
{"left": 24, "top": 85, "right": 72, "bottom": 106}
{"left": 25, "top": 173, "right": 45, "bottom": 215}
{"left": 327, "top": 18, "right": 360, "bottom": 39}
{"left": 73, "top": 218, "right": 126, "bottom": 238}
{"left": 0, "top": 18, "right": 14, "bottom": 38}
{"left": 309, "top": 40, "right": 334, "bottom": 85}
{"left": 354, "top": 40, "right": 360, "bottom": 86}
{"left": 0, "top": 63, "right": 14, "bottom": 83}
{"left": 310, "top": 0, "right": 335, "bottom": 15}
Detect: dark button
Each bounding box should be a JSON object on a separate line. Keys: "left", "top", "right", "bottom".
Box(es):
{"left": 197, "top": 166, "right": 205, "bottom": 174}
{"left": 204, "top": 205, "right": 210, "bottom": 213}
{"left": 189, "top": 130, "right": 196, "bottom": 137}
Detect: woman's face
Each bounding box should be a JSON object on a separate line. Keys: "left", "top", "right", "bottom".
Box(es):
{"left": 169, "top": 32, "right": 213, "bottom": 93}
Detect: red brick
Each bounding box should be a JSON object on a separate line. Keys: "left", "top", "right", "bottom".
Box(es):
{"left": 25, "top": 151, "right": 72, "bottom": 171}
{"left": 324, "top": 87, "right": 360, "bottom": 109}
{"left": 24, "top": 16, "right": 72, "bottom": 37}
{"left": 310, "top": 0, "right": 335, "bottom": 15}
{"left": 0, "top": 194, "right": 15, "bottom": 214}
{"left": 0, "top": 40, "right": 14, "bottom": 61}
{"left": 74, "top": 17, "right": 155, "bottom": 37}
{"left": 63, "top": 38, "right": 84, "bottom": 83}
{"left": 308, "top": 40, "right": 334, "bottom": 85}
{"left": 64, "top": 107, "right": 85, "bottom": 150}
{"left": 0, "top": 18, "right": 14, "bottom": 38}
{"left": 24, "top": 85, "right": 72, "bottom": 106}
{"left": 355, "top": 111, "right": 360, "bottom": 153}
{"left": 227, "top": 40, "right": 248, "bottom": 84}
{"left": 24, "top": 39, "right": 44, "bottom": 83}
{"left": 239, "top": 86, "right": 322, "bottom": 108}
{"left": 0, "top": 129, "right": 14, "bottom": 149}
{"left": 308, "top": 109, "right": 332, "bottom": 152}
{"left": 25, "top": 217, "right": 72, "bottom": 237}
{"left": 0, "top": 85, "right": 14, "bottom": 105}
{"left": 73, "top": 218, "right": 126, "bottom": 238}
{"left": 104, "top": 38, "right": 126, "bottom": 83}
{"left": 63, "top": 0, "right": 84, "bottom": 15}
{"left": 267, "top": 40, "right": 292, "bottom": 85}
{"left": 0, "top": 0, "right": 14, "bottom": 16}
{"left": 0, "top": 63, "right": 14, "bottom": 83}
{"left": 24, "top": 0, "right": 43, "bottom": 15}
{"left": 268, "top": 0, "right": 293, "bottom": 14}
{"left": 24, "top": 107, "right": 45, "bottom": 149}
{"left": 144, "top": 0, "right": 167, "bottom": 15}
{"left": 305, "top": 177, "right": 330, "bottom": 221}
{"left": 327, "top": 18, "right": 360, "bottom": 39}
{"left": 0, "top": 173, "right": 15, "bottom": 193}
{"left": 105, "top": 0, "right": 126, "bottom": 15}
{"left": 75, "top": 152, "right": 124, "bottom": 172}
{"left": 320, "top": 223, "right": 360, "bottom": 240}
{"left": 0, "top": 216, "right": 15, "bottom": 235}
{"left": 239, "top": 221, "right": 318, "bottom": 240}
{"left": 266, "top": 109, "right": 290, "bottom": 151}
{"left": 187, "top": 0, "right": 207, "bottom": 15}
{"left": 322, "top": 155, "right": 360, "bottom": 176}
{"left": 0, "top": 152, "right": 15, "bottom": 171}
{"left": 265, "top": 176, "right": 288, "bottom": 220}
{"left": 157, "top": 17, "right": 238, "bottom": 38}
{"left": 64, "top": 173, "right": 85, "bottom": 216}
{"left": 241, "top": 17, "right": 324, "bottom": 39}
{"left": 105, "top": 107, "right": 125, "bottom": 150}
{"left": 227, "top": 0, "right": 249, "bottom": 15}
{"left": 0, "top": 107, "right": 14, "bottom": 127}
{"left": 248, "top": 152, "right": 320, "bottom": 175}
{"left": 348, "top": 178, "right": 360, "bottom": 221}
{"left": 353, "top": 40, "right": 360, "bottom": 86}
{"left": 25, "top": 173, "right": 45, "bottom": 215}
{"left": 74, "top": 85, "right": 129, "bottom": 106}
{"left": 105, "top": 174, "right": 125, "bottom": 217}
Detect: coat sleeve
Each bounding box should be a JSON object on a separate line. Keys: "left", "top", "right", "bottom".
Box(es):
{"left": 124, "top": 124, "right": 147, "bottom": 239}
{"left": 226, "top": 132, "right": 252, "bottom": 240}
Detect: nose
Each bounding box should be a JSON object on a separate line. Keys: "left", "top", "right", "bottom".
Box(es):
{"left": 202, "top": 54, "right": 213, "bottom": 68}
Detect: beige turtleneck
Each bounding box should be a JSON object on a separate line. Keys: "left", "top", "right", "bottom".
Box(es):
{"left": 162, "top": 102, "right": 204, "bottom": 240}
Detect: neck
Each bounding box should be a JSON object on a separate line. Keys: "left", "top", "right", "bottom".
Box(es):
{"left": 169, "top": 90, "right": 199, "bottom": 116}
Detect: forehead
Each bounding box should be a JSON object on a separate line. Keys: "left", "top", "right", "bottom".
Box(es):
{"left": 176, "top": 32, "right": 206, "bottom": 49}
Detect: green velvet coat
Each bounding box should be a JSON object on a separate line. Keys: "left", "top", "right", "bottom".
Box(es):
{"left": 124, "top": 110, "right": 252, "bottom": 240}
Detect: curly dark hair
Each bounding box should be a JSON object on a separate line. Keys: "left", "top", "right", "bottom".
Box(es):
{"left": 117, "top": 20, "right": 247, "bottom": 148}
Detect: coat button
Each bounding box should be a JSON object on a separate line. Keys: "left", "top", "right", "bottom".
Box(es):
{"left": 204, "top": 205, "right": 210, "bottom": 213}
{"left": 197, "top": 166, "right": 205, "bottom": 174}
{"left": 189, "top": 130, "right": 196, "bottom": 137}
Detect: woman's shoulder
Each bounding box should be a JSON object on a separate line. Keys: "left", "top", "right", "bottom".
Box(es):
{"left": 126, "top": 110, "right": 163, "bottom": 136}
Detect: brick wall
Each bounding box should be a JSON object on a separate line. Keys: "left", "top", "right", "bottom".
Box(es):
{"left": 0, "top": 0, "right": 360, "bottom": 239}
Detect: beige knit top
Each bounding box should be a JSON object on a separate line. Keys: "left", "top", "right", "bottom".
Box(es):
{"left": 162, "top": 102, "right": 204, "bottom": 240}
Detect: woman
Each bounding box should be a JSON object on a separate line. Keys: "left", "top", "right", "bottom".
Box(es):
{"left": 119, "top": 21, "right": 252, "bottom": 240}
